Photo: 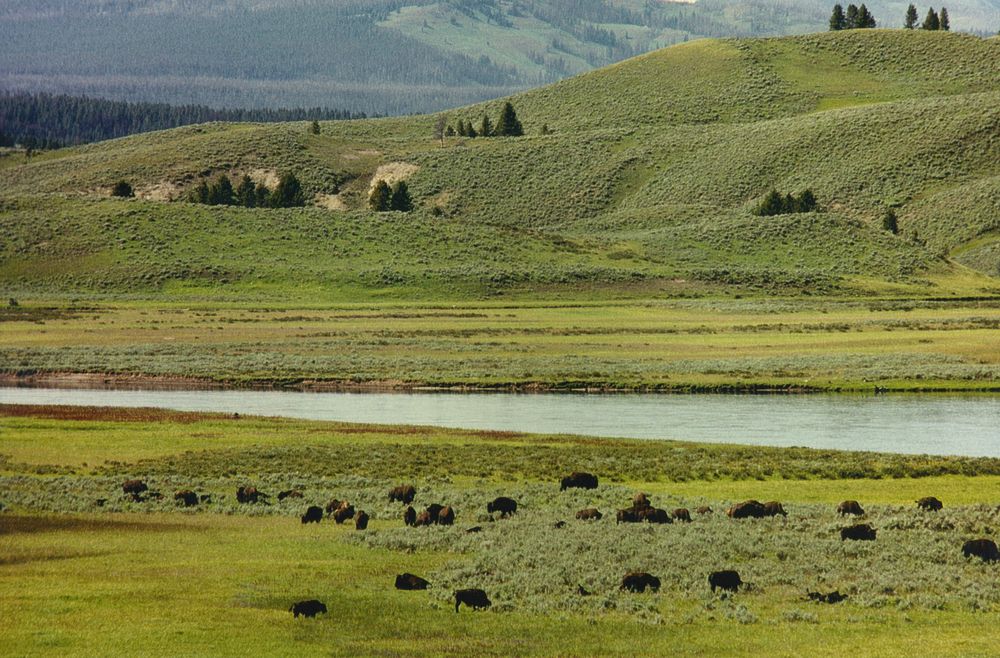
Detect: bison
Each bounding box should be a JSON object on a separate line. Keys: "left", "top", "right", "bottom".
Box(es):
{"left": 672, "top": 508, "right": 692, "bottom": 523}
{"left": 621, "top": 572, "right": 660, "bottom": 593}
{"left": 454, "top": 588, "right": 491, "bottom": 612}
{"left": 616, "top": 508, "right": 640, "bottom": 524}
{"left": 638, "top": 507, "right": 672, "bottom": 524}
{"left": 437, "top": 506, "right": 455, "bottom": 526}
{"left": 840, "top": 523, "right": 876, "bottom": 541}
{"left": 237, "top": 486, "right": 267, "bottom": 504}
{"left": 695, "top": 505, "right": 713, "bottom": 515}
{"left": 278, "top": 490, "right": 303, "bottom": 501}
{"left": 575, "top": 508, "right": 602, "bottom": 521}
{"left": 762, "top": 501, "right": 787, "bottom": 517}
{"left": 415, "top": 511, "right": 433, "bottom": 527}
{"left": 807, "top": 590, "right": 847, "bottom": 604}
{"left": 560, "top": 472, "right": 598, "bottom": 491}
{"left": 395, "top": 573, "right": 429, "bottom": 590}
{"left": 333, "top": 503, "right": 355, "bottom": 524}
{"left": 325, "top": 499, "right": 342, "bottom": 516}
{"left": 425, "top": 503, "right": 445, "bottom": 523}
{"left": 727, "top": 500, "right": 766, "bottom": 519}
{"left": 962, "top": 538, "right": 1000, "bottom": 562}
{"left": 290, "top": 600, "right": 327, "bottom": 618}
{"left": 487, "top": 497, "right": 518, "bottom": 518}
{"left": 708, "top": 570, "right": 742, "bottom": 593}
{"left": 837, "top": 500, "right": 865, "bottom": 516}
{"left": 389, "top": 485, "right": 417, "bottom": 504}
{"left": 632, "top": 493, "right": 651, "bottom": 509}
{"left": 403, "top": 506, "right": 417, "bottom": 527}
{"left": 355, "top": 510, "right": 369, "bottom": 530}
{"left": 916, "top": 496, "right": 943, "bottom": 511}
{"left": 122, "top": 479, "right": 148, "bottom": 498}
{"left": 174, "top": 490, "right": 198, "bottom": 507}
{"left": 301, "top": 506, "right": 323, "bottom": 524}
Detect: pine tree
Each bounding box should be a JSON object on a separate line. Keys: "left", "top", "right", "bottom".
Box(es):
{"left": 191, "top": 180, "right": 210, "bottom": 204}
{"left": 939, "top": 6, "right": 949, "bottom": 29}
{"left": 465, "top": 121, "right": 477, "bottom": 138}
{"left": 111, "top": 180, "right": 134, "bottom": 198}
{"left": 479, "top": 115, "right": 493, "bottom": 138}
{"left": 310, "top": 120, "right": 320, "bottom": 135}
{"left": 922, "top": 7, "right": 940, "bottom": 29}
{"left": 255, "top": 184, "right": 271, "bottom": 208}
{"left": 904, "top": 4, "right": 918, "bottom": 28}
{"left": 271, "top": 172, "right": 305, "bottom": 208}
{"left": 445, "top": 125, "right": 456, "bottom": 137}
{"left": 857, "top": 4, "right": 876, "bottom": 27}
{"left": 494, "top": 102, "right": 523, "bottom": 137}
{"left": 882, "top": 209, "right": 899, "bottom": 234}
{"left": 389, "top": 181, "right": 413, "bottom": 212}
{"left": 755, "top": 190, "right": 786, "bottom": 216}
{"left": 845, "top": 4, "right": 860, "bottom": 27}
{"left": 369, "top": 180, "right": 391, "bottom": 212}
{"left": 829, "top": 4, "right": 847, "bottom": 30}
{"left": 235, "top": 175, "right": 257, "bottom": 208}
{"left": 798, "top": 189, "right": 818, "bottom": 212}
{"left": 210, "top": 174, "right": 234, "bottom": 206}
{"left": 456, "top": 121, "right": 467, "bottom": 137}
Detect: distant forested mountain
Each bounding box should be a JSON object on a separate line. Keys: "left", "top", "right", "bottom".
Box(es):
{"left": 1, "top": 0, "right": 998, "bottom": 114}
{"left": 0, "top": 92, "right": 366, "bottom": 148}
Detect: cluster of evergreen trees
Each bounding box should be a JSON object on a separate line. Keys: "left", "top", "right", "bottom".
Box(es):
{"left": 754, "top": 190, "right": 818, "bottom": 216}
{"left": 445, "top": 102, "right": 524, "bottom": 139}
{"left": 829, "top": 4, "right": 877, "bottom": 30}
{"left": 0, "top": 92, "right": 364, "bottom": 149}
{"left": 905, "top": 5, "right": 950, "bottom": 30}
{"left": 369, "top": 180, "right": 413, "bottom": 213}
{"left": 187, "top": 173, "right": 305, "bottom": 209}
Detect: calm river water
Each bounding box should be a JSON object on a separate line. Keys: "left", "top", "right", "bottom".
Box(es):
{"left": 2, "top": 387, "right": 999, "bottom": 457}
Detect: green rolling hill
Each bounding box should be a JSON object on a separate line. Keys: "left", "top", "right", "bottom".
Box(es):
{"left": 2, "top": 30, "right": 999, "bottom": 301}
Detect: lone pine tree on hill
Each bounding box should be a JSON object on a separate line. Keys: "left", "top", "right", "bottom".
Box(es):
{"left": 494, "top": 102, "right": 523, "bottom": 137}
{"left": 905, "top": 4, "right": 919, "bottom": 28}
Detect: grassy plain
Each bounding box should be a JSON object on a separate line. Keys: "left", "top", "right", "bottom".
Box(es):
{"left": 2, "top": 405, "right": 1000, "bottom": 657}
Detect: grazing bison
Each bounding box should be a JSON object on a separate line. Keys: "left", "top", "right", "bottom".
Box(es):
{"left": 617, "top": 508, "right": 640, "bottom": 524}
{"left": 388, "top": 485, "right": 416, "bottom": 504}
{"left": 395, "top": 573, "right": 429, "bottom": 590}
{"left": 415, "top": 511, "right": 433, "bottom": 527}
{"left": 638, "top": 507, "right": 672, "bottom": 524}
{"left": 807, "top": 590, "right": 848, "bottom": 604}
{"left": 837, "top": 500, "right": 865, "bottom": 516}
{"left": 437, "top": 506, "right": 455, "bottom": 526}
{"left": 672, "top": 508, "right": 692, "bottom": 523}
{"left": 695, "top": 506, "right": 713, "bottom": 515}
{"left": 278, "top": 490, "right": 303, "bottom": 501}
{"left": 325, "top": 499, "right": 342, "bottom": 516}
{"left": 403, "top": 506, "right": 417, "bottom": 527}
{"left": 632, "top": 493, "right": 651, "bottom": 509}
{"left": 916, "top": 496, "right": 943, "bottom": 511}
{"left": 962, "top": 538, "right": 1000, "bottom": 562}
{"left": 290, "top": 600, "right": 327, "bottom": 618}
{"left": 174, "top": 490, "right": 198, "bottom": 507}
{"left": 454, "top": 588, "right": 491, "bottom": 612}
{"left": 762, "top": 501, "right": 787, "bottom": 517}
{"left": 560, "top": 472, "right": 598, "bottom": 491}
{"left": 333, "top": 503, "right": 355, "bottom": 524}
{"left": 621, "top": 572, "right": 660, "bottom": 593}
{"left": 122, "top": 479, "right": 148, "bottom": 498}
{"left": 237, "top": 486, "right": 267, "bottom": 504}
{"left": 708, "top": 570, "right": 742, "bottom": 593}
{"left": 425, "top": 504, "right": 445, "bottom": 524}
{"left": 301, "top": 506, "right": 323, "bottom": 524}
{"left": 355, "top": 510, "right": 369, "bottom": 530}
{"left": 487, "top": 497, "right": 518, "bottom": 518}
{"left": 576, "top": 508, "right": 602, "bottom": 521}
{"left": 727, "top": 500, "right": 766, "bottom": 519}
{"left": 840, "top": 523, "right": 876, "bottom": 541}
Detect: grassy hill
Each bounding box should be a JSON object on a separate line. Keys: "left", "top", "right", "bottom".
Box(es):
{"left": 2, "top": 30, "right": 1000, "bottom": 301}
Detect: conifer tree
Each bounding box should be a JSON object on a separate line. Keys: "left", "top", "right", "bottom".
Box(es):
{"left": 456, "top": 121, "right": 467, "bottom": 137}
{"left": 191, "top": 180, "right": 210, "bottom": 204}
{"left": 480, "top": 115, "right": 493, "bottom": 138}
{"left": 271, "top": 172, "right": 305, "bottom": 208}
{"left": 755, "top": 190, "right": 786, "bottom": 216}
{"left": 904, "top": 4, "right": 918, "bottom": 28}
{"left": 210, "top": 174, "right": 234, "bottom": 206}
{"left": 466, "top": 121, "right": 478, "bottom": 138}
{"left": 939, "top": 6, "right": 949, "bottom": 29}
{"left": 255, "top": 184, "right": 271, "bottom": 208}
{"left": 857, "top": 4, "right": 876, "bottom": 27}
{"left": 798, "top": 189, "right": 818, "bottom": 212}
{"left": 494, "top": 102, "right": 524, "bottom": 137}
{"left": 922, "top": 7, "right": 940, "bottom": 29}
{"left": 310, "top": 120, "right": 320, "bottom": 135}
{"left": 829, "top": 4, "right": 847, "bottom": 30}
{"left": 845, "top": 4, "right": 860, "bottom": 27}
{"left": 111, "top": 180, "right": 134, "bottom": 198}
{"left": 445, "top": 125, "right": 456, "bottom": 137}
{"left": 882, "top": 209, "right": 899, "bottom": 234}
{"left": 369, "top": 180, "right": 391, "bottom": 212}
{"left": 390, "top": 181, "right": 413, "bottom": 212}
{"left": 235, "top": 175, "right": 257, "bottom": 208}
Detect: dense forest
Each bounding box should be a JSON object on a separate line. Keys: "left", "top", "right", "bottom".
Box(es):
{"left": 0, "top": 92, "right": 365, "bottom": 148}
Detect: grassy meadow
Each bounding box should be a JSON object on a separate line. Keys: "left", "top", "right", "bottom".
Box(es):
{"left": 2, "top": 405, "right": 1000, "bottom": 657}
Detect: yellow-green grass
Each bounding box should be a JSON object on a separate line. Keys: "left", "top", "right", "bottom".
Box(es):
{"left": 3, "top": 298, "right": 1000, "bottom": 391}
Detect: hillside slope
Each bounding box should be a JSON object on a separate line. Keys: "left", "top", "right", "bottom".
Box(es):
{"left": 1, "top": 30, "right": 999, "bottom": 301}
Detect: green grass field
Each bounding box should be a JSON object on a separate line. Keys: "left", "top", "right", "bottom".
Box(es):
{"left": 2, "top": 405, "right": 1000, "bottom": 657}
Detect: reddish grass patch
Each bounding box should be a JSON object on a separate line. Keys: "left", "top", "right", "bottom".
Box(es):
{"left": 0, "top": 404, "right": 226, "bottom": 424}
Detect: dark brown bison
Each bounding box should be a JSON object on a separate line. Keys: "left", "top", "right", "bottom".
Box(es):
{"left": 709, "top": 570, "right": 742, "bottom": 593}
{"left": 632, "top": 493, "right": 651, "bottom": 509}
{"left": 617, "top": 508, "right": 640, "bottom": 524}
{"left": 174, "top": 490, "right": 198, "bottom": 507}
{"left": 290, "top": 600, "right": 327, "bottom": 618}
{"left": 763, "top": 501, "right": 787, "bottom": 517}
{"left": 389, "top": 485, "right": 417, "bottom": 504}
{"left": 415, "top": 511, "right": 433, "bottom": 526}
{"left": 837, "top": 500, "right": 865, "bottom": 516}
{"left": 333, "top": 502, "right": 355, "bottom": 524}
{"left": 237, "top": 486, "right": 267, "bottom": 504}
{"left": 575, "top": 508, "right": 602, "bottom": 521}
{"left": 425, "top": 503, "right": 445, "bottom": 523}
{"left": 621, "top": 572, "right": 660, "bottom": 593}
{"left": 325, "top": 499, "right": 342, "bottom": 516}
{"left": 638, "top": 507, "right": 672, "bottom": 524}
{"left": 727, "top": 500, "right": 766, "bottom": 519}
{"left": 695, "top": 506, "right": 713, "bottom": 515}
{"left": 807, "top": 590, "right": 847, "bottom": 604}
{"left": 672, "top": 508, "right": 692, "bottom": 523}
{"left": 355, "top": 510, "right": 369, "bottom": 530}
{"left": 403, "top": 506, "right": 417, "bottom": 527}
{"left": 840, "top": 523, "right": 876, "bottom": 541}
{"left": 962, "top": 538, "right": 1000, "bottom": 562}
{"left": 278, "top": 490, "right": 303, "bottom": 501}
{"left": 146, "top": 491, "right": 164, "bottom": 501}
{"left": 395, "top": 573, "right": 429, "bottom": 590}
{"left": 560, "top": 472, "right": 598, "bottom": 491}
{"left": 122, "top": 479, "right": 148, "bottom": 498}
{"left": 301, "top": 505, "right": 323, "bottom": 524}
{"left": 917, "top": 496, "right": 943, "bottom": 511}
{"left": 487, "top": 497, "right": 518, "bottom": 518}
{"left": 437, "top": 506, "right": 455, "bottom": 526}
{"left": 554, "top": 520, "right": 567, "bottom": 529}
{"left": 454, "top": 588, "right": 491, "bottom": 612}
